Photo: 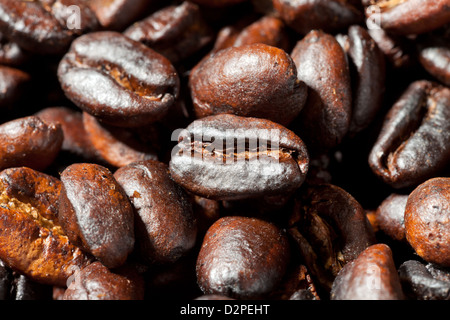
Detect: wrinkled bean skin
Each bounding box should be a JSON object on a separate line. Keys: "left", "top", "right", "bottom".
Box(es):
{"left": 82, "top": 112, "right": 158, "bottom": 168}
{"left": 58, "top": 31, "right": 180, "bottom": 128}
{"left": 189, "top": 43, "right": 307, "bottom": 126}
{"left": 375, "top": 193, "right": 408, "bottom": 242}
{"left": 291, "top": 30, "right": 352, "bottom": 152}
{"left": 124, "top": 2, "right": 214, "bottom": 64}
{"left": 59, "top": 163, "right": 135, "bottom": 269}
{"left": 0, "top": 116, "right": 63, "bottom": 171}
{"left": 169, "top": 114, "right": 309, "bottom": 201}
{"left": 63, "top": 262, "right": 145, "bottom": 300}
{"left": 364, "top": 0, "right": 450, "bottom": 36}
{"left": 288, "top": 183, "right": 377, "bottom": 293}
{"left": 0, "top": 167, "right": 61, "bottom": 222}
{"left": 0, "top": 168, "right": 92, "bottom": 287}
{"left": 405, "top": 177, "right": 450, "bottom": 267}
{"left": 330, "top": 244, "right": 405, "bottom": 300}
{"left": 341, "top": 25, "right": 386, "bottom": 135}
{"left": 0, "top": 0, "right": 99, "bottom": 54}
{"left": 273, "top": 0, "right": 363, "bottom": 35}
{"left": 196, "top": 216, "right": 290, "bottom": 299}
{"left": 368, "top": 81, "right": 450, "bottom": 189}
{"left": 399, "top": 260, "right": 450, "bottom": 300}
{"left": 114, "top": 160, "right": 197, "bottom": 264}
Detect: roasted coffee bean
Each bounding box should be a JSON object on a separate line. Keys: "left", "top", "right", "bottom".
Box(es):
{"left": 59, "top": 163, "right": 135, "bottom": 268}
{"left": 330, "top": 244, "right": 405, "bottom": 300}
{"left": 338, "top": 25, "right": 386, "bottom": 135}
{"left": 35, "top": 107, "right": 98, "bottom": 160}
{"left": 0, "top": 260, "right": 52, "bottom": 300}
{"left": 189, "top": 0, "right": 248, "bottom": 7}
{"left": 288, "top": 183, "right": 377, "bottom": 293}
{"left": 0, "top": 32, "right": 29, "bottom": 66}
{"left": 0, "top": 167, "right": 91, "bottom": 286}
{"left": 189, "top": 43, "right": 307, "bottom": 126}
{"left": 63, "top": 262, "right": 145, "bottom": 300}
{"left": 273, "top": 0, "right": 363, "bottom": 35}
{"left": 291, "top": 30, "right": 352, "bottom": 152}
{"left": 57, "top": 31, "right": 180, "bottom": 127}
{"left": 82, "top": 112, "right": 158, "bottom": 168}
{"left": 375, "top": 193, "right": 408, "bottom": 242}
{"left": 399, "top": 260, "right": 450, "bottom": 300}
{"left": 124, "top": 2, "right": 214, "bottom": 64}
{"left": 196, "top": 216, "right": 290, "bottom": 299}
{"left": 169, "top": 114, "right": 309, "bottom": 201}
{"left": 363, "top": 0, "right": 450, "bottom": 36}
{"left": 114, "top": 160, "right": 197, "bottom": 264}
{"left": 368, "top": 81, "right": 450, "bottom": 189}
{"left": 0, "top": 65, "right": 30, "bottom": 110}
{"left": 405, "top": 177, "right": 450, "bottom": 267}
{"left": 213, "top": 15, "right": 290, "bottom": 52}
{"left": 89, "top": 0, "right": 152, "bottom": 31}
{"left": 0, "top": 167, "right": 61, "bottom": 222}
{"left": 195, "top": 294, "right": 234, "bottom": 300}
{"left": 0, "top": 0, "right": 99, "bottom": 54}
{"left": 269, "top": 264, "right": 319, "bottom": 300}
{"left": 0, "top": 116, "right": 63, "bottom": 171}
{"left": 417, "top": 32, "right": 450, "bottom": 86}
{"left": 368, "top": 28, "right": 416, "bottom": 69}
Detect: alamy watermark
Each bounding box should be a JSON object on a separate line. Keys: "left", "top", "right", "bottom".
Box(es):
{"left": 366, "top": 5, "right": 382, "bottom": 30}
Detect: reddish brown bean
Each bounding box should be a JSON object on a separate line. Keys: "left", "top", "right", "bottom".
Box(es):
{"left": 330, "top": 244, "right": 405, "bottom": 300}
{"left": 0, "top": 116, "right": 63, "bottom": 171}
{"left": 405, "top": 177, "right": 450, "bottom": 267}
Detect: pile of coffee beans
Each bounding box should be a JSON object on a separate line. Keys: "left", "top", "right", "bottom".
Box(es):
{"left": 0, "top": 0, "right": 448, "bottom": 301}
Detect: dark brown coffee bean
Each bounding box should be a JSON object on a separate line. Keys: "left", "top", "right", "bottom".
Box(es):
{"left": 0, "top": 65, "right": 30, "bottom": 110}
{"left": 124, "top": 2, "right": 214, "bottom": 64}
{"left": 57, "top": 31, "right": 180, "bottom": 127}
{"left": 196, "top": 216, "right": 290, "bottom": 299}
{"left": 0, "top": 32, "right": 29, "bottom": 66}
{"left": 89, "top": 0, "right": 152, "bottom": 31}
{"left": 405, "top": 177, "right": 450, "bottom": 267}
{"left": 190, "top": 43, "right": 307, "bottom": 126}
{"left": 368, "top": 28, "right": 415, "bottom": 69}
{"left": 273, "top": 0, "right": 363, "bottom": 35}
{"left": 0, "top": 116, "right": 63, "bottom": 171}
{"left": 189, "top": 0, "right": 248, "bottom": 7}
{"left": 0, "top": 0, "right": 99, "bottom": 54}
{"left": 59, "top": 163, "right": 135, "bottom": 268}
{"left": 291, "top": 30, "right": 352, "bottom": 152}
{"left": 339, "top": 25, "right": 386, "bottom": 135}
{"left": 63, "top": 262, "right": 145, "bottom": 300}
{"left": 288, "top": 183, "right": 377, "bottom": 292}
{"left": 330, "top": 244, "right": 405, "bottom": 300}
{"left": 35, "top": 107, "right": 99, "bottom": 160}
{"left": 0, "top": 168, "right": 92, "bottom": 286}
{"left": 375, "top": 193, "right": 408, "bottom": 242}
{"left": 213, "top": 15, "right": 290, "bottom": 52}
{"left": 82, "top": 112, "right": 158, "bottom": 168}
{"left": 399, "top": 260, "right": 450, "bottom": 300}
{"left": 169, "top": 114, "right": 309, "bottom": 201}
{"left": 368, "top": 81, "right": 450, "bottom": 189}
{"left": 417, "top": 32, "right": 450, "bottom": 86}
{"left": 364, "top": 0, "right": 450, "bottom": 35}
{"left": 114, "top": 160, "right": 197, "bottom": 264}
